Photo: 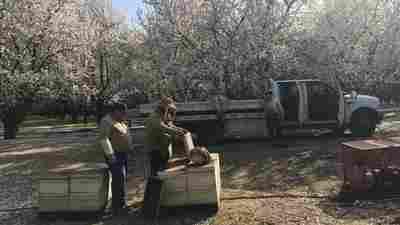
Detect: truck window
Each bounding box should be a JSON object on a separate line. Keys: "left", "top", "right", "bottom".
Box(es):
{"left": 306, "top": 82, "right": 339, "bottom": 121}
{"left": 277, "top": 82, "right": 299, "bottom": 121}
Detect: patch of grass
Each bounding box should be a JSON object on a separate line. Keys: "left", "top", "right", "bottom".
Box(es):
{"left": 20, "top": 118, "right": 64, "bottom": 127}
{"left": 0, "top": 159, "right": 39, "bottom": 176}
{"left": 0, "top": 130, "right": 101, "bottom": 176}
{"left": 56, "top": 122, "right": 97, "bottom": 128}
{"left": 221, "top": 141, "right": 341, "bottom": 195}
{"left": 62, "top": 143, "right": 104, "bottom": 163}
{"left": 21, "top": 115, "right": 96, "bottom": 128}
{"left": 30, "top": 142, "right": 105, "bottom": 175}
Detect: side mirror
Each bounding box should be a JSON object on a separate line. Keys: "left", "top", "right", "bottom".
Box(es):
{"left": 350, "top": 91, "right": 358, "bottom": 99}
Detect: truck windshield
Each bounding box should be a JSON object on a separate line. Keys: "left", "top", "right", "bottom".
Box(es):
{"left": 277, "top": 82, "right": 298, "bottom": 98}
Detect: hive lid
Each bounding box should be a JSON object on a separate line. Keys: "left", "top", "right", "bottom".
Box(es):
{"left": 43, "top": 162, "right": 108, "bottom": 176}
{"left": 167, "top": 157, "right": 189, "bottom": 168}
{"left": 157, "top": 153, "right": 219, "bottom": 176}
{"left": 157, "top": 165, "right": 187, "bottom": 178}
{"left": 342, "top": 139, "right": 398, "bottom": 151}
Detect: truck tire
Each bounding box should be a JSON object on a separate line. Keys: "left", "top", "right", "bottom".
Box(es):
{"left": 350, "top": 109, "right": 377, "bottom": 137}
{"left": 333, "top": 126, "right": 346, "bottom": 137}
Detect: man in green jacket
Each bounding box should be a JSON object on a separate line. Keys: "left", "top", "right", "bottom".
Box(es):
{"left": 144, "top": 97, "right": 187, "bottom": 176}
{"left": 264, "top": 89, "right": 284, "bottom": 138}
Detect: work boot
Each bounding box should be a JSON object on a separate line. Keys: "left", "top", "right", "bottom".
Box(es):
{"left": 113, "top": 207, "right": 129, "bottom": 216}
{"left": 112, "top": 202, "right": 129, "bottom": 216}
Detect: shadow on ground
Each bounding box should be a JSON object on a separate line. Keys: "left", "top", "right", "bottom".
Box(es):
{"left": 317, "top": 197, "right": 400, "bottom": 224}
{"left": 30, "top": 204, "right": 217, "bottom": 225}
{"left": 221, "top": 134, "right": 354, "bottom": 194}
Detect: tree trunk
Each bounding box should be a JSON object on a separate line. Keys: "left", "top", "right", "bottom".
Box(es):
{"left": 71, "top": 111, "right": 79, "bottom": 123}
{"left": 3, "top": 110, "right": 18, "bottom": 140}
{"left": 4, "top": 120, "right": 17, "bottom": 139}
{"left": 223, "top": 64, "right": 231, "bottom": 98}
{"left": 61, "top": 100, "right": 68, "bottom": 120}
{"left": 71, "top": 102, "right": 79, "bottom": 123}
{"left": 96, "top": 97, "right": 106, "bottom": 124}
{"left": 83, "top": 103, "right": 88, "bottom": 124}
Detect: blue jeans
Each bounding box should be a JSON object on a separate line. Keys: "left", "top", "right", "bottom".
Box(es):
{"left": 106, "top": 152, "right": 128, "bottom": 209}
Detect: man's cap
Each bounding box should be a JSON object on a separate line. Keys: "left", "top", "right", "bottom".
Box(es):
{"left": 159, "top": 96, "right": 176, "bottom": 110}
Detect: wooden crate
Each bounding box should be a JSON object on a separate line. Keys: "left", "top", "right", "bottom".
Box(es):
{"left": 384, "top": 137, "right": 400, "bottom": 167}
{"left": 341, "top": 140, "right": 389, "bottom": 168}
{"left": 37, "top": 163, "right": 110, "bottom": 213}
{"left": 38, "top": 175, "right": 69, "bottom": 212}
{"left": 340, "top": 139, "right": 400, "bottom": 191}
{"left": 157, "top": 153, "right": 221, "bottom": 208}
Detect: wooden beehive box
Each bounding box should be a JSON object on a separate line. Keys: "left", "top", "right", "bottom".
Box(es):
{"left": 340, "top": 140, "right": 391, "bottom": 168}
{"left": 38, "top": 163, "right": 110, "bottom": 213}
{"left": 340, "top": 139, "right": 396, "bottom": 190}
{"left": 157, "top": 153, "right": 221, "bottom": 208}
{"left": 383, "top": 137, "right": 400, "bottom": 167}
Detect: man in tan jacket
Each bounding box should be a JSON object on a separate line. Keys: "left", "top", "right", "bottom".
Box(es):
{"left": 98, "top": 102, "right": 132, "bottom": 214}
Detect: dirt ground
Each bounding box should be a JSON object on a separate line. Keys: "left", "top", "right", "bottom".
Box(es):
{"left": 2, "top": 124, "right": 400, "bottom": 225}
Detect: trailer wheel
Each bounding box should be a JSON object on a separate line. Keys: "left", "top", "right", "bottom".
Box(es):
{"left": 350, "top": 109, "right": 377, "bottom": 137}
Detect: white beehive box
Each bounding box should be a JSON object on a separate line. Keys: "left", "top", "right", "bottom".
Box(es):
{"left": 38, "top": 163, "right": 110, "bottom": 213}
{"left": 157, "top": 153, "right": 221, "bottom": 208}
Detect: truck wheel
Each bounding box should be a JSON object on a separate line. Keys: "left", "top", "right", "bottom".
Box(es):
{"left": 350, "top": 109, "right": 377, "bottom": 137}
{"left": 333, "top": 127, "right": 345, "bottom": 137}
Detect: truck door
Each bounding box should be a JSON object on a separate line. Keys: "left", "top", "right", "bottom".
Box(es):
{"left": 276, "top": 81, "right": 301, "bottom": 124}
{"left": 305, "top": 81, "right": 340, "bottom": 123}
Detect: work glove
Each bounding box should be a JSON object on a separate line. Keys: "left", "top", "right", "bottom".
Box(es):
{"left": 178, "top": 130, "right": 186, "bottom": 137}
{"left": 176, "top": 127, "right": 189, "bottom": 136}
{"left": 181, "top": 128, "right": 190, "bottom": 134}
{"left": 173, "top": 128, "right": 185, "bottom": 137}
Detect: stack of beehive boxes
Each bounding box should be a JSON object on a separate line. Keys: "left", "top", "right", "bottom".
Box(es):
{"left": 37, "top": 163, "right": 110, "bottom": 213}
{"left": 157, "top": 153, "right": 221, "bottom": 209}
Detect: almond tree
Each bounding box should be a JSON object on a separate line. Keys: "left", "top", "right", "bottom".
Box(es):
{"left": 84, "top": 8, "right": 145, "bottom": 123}
{"left": 141, "top": 0, "right": 305, "bottom": 100}
{"left": 0, "top": 0, "right": 93, "bottom": 139}
{"left": 291, "top": 0, "right": 388, "bottom": 88}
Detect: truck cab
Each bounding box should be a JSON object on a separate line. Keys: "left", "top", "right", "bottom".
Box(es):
{"left": 269, "top": 79, "right": 383, "bottom": 136}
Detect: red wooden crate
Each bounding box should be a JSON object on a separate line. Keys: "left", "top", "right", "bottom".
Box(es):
{"left": 384, "top": 137, "right": 400, "bottom": 168}
{"left": 340, "top": 139, "right": 398, "bottom": 191}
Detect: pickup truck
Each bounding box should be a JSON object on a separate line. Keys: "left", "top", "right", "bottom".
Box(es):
{"left": 267, "top": 79, "right": 383, "bottom": 136}
{"left": 135, "top": 79, "right": 384, "bottom": 144}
